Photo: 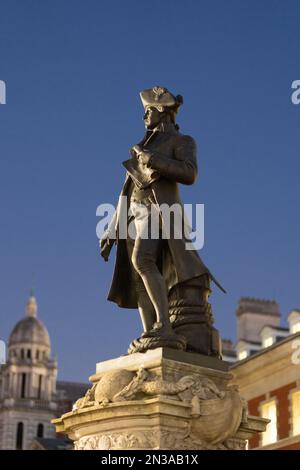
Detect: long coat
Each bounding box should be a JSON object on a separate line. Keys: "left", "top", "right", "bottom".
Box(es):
{"left": 106, "top": 124, "right": 219, "bottom": 308}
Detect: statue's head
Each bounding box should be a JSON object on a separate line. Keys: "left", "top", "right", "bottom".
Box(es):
{"left": 140, "top": 86, "right": 183, "bottom": 130}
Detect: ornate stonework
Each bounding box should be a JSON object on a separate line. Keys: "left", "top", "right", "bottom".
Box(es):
{"left": 74, "top": 431, "right": 157, "bottom": 450}
{"left": 75, "top": 367, "right": 229, "bottom": 408}
{"left": 53, "top": 349, "right": 269, "bottom": 450}
{"left": 74, "top": 430, "right": 248, "bottom": 451}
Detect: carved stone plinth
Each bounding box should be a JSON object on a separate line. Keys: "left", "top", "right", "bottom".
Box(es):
{"left": 53, "top": 348, "right": 268, "bottom": 450}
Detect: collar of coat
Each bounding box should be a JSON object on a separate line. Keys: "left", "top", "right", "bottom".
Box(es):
{"left": 151, "top": 121, "right": 178, "bottom": 135}
{"left": 139, "top": 121, "right": 178, "bottom": 147}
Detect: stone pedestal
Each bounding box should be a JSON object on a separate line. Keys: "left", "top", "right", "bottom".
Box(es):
{"left": 53, "top": 348, "right": 268, "bottom": 450}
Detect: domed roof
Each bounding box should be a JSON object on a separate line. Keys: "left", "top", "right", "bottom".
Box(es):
{"left": 8, "top": 295, "right": 51, "bottom": 348}
{"left": 9, "top": 317, "right": 50, "bottom": 347}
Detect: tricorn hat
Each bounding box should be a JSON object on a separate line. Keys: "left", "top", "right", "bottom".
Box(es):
{"left": 140, "top": 86, "right": 183, "bottom": 112}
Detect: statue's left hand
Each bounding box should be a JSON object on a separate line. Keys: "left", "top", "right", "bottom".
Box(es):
{"left": 132, "top": 145, "right": 153, "bottom": 166}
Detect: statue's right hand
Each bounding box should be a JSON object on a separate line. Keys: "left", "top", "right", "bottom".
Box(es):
{"left": 100, "top": 236, "right": 114, "bottom": 262}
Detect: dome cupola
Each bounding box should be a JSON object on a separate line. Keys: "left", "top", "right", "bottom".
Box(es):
{"left": 8, "top": 292, "right": 50, "bottom": 349}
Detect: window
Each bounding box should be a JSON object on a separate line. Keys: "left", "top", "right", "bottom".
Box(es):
{"left": 291, "top": 322, "right": 300, "bottom": 334}
{"left": 261, "top": 400, "right": 277, "bottom": 445}
{"left": 238, "top": 350, "right": 248, "bottom": 360}
{"left": 21, "top": 349, "right": 25, "bottom": 359}
{"left": 37, "top": 423, "right": 44, "bottom": 438}
{"left": 263, "top": 336, "right": 274, "bottom": 348}
{"left": 291, "top": 390, "right": 300, "bottom": 436}
{"left": 16, "top": 422, "right": 23, "bottom": 450}
{"left": 27, "top": 349, "right": 31, "bottom": 359}
{"left": 21, "top": 373, "right": 26, "bottom": 398}
{"left": 37, "top": 375, "right": 42, "bottom": 399}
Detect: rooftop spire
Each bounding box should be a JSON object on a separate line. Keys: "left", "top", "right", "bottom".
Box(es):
{"left": 26, "top": 290, "right": 37, "bottom": 318}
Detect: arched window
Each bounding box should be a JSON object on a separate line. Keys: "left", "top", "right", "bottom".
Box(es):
{"left": 37, "top": 423, "right": 44, "bottom": 438}
{"left": 16, "top": 422, "right": 23, "bottom": 450}
{"left": 27, "top": 349, "right": 31, "bottom": 359}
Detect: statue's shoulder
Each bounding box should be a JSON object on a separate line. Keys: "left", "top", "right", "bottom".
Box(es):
{"left": 174, "top": 132, "right": 197, "bottom": 149}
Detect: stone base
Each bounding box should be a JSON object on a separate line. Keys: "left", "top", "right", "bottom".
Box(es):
{"left": 53, "top": 348, "right": 268, "bottom": 450}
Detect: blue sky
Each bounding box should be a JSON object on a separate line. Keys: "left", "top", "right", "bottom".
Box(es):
{"left": 0, "top": 0, "right": 299, "bottom": 381}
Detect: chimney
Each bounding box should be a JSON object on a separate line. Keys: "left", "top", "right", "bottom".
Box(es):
{"left": 236, "top": 297, "right": 280, "bottom": 343}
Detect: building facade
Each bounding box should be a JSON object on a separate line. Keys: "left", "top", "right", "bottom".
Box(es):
{"left": 0, "top": 294, "right": 57, "bottom": 449}
{"left": 0, "top": 293, "right": 88, "bottom": 450}
{"left": 224, "top": 297, "right": 300, "bottom": 450}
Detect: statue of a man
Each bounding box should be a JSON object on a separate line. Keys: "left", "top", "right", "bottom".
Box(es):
{"left": 100, "top": 86, "right": 223, "bottom": 355}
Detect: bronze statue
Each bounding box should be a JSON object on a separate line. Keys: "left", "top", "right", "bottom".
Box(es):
{"left": 100, "top": 86, "right": 224, "bottom": 356}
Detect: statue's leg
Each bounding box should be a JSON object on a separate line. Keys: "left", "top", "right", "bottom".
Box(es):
{"left": 127, "top": 208, "right": 186, "bottom": 353}
{"left": 135, "top": 277, "right": 156, "bottom": 333}
{"left": 126, "top": 231, "right": 156, "bottom": 333}
{"left": 131, "top": 235, "right": 173, "bottom": 335}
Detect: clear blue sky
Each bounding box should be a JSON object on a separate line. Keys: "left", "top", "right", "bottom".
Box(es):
{"left": 1, "top": 0, "right": 299, "bottom": 381}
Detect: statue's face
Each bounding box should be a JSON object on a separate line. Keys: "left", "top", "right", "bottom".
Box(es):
{"left": 143, "top": 106, "right": 162, "bottom": 129}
